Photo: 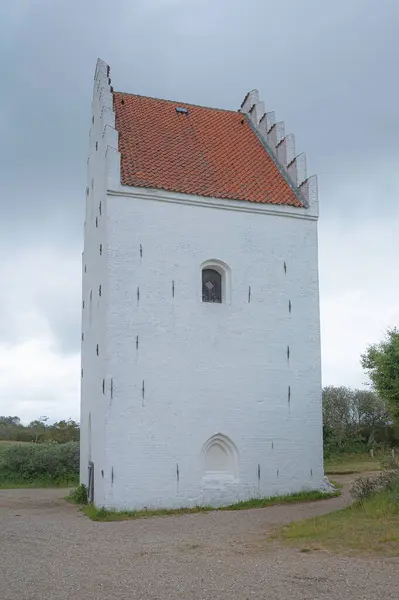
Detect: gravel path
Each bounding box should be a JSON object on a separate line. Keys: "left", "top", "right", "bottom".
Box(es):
{"left": 1, "top": 475, "right": 398, "bottom": 600}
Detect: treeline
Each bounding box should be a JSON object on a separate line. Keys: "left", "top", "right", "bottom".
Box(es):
{"left": 323, "top": 386, "right": 399, "bottom": 456}
{"left": 0, "top": 416, "right": 79, "bottom": 444}
{"left": 2, "top": 385, "right": 398, "bottom": 455}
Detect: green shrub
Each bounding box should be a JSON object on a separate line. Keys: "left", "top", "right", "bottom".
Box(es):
{"left": 0, "top": 441, "right": 79, "bottom": 484}
{"left": 350, "top": 465, "right": 399, "bottom": 501}
{"left": 67, "top": 484, "right": 88, "bottom": 504}
{"left": 323, "top": 434, "right": 369, "bottom": 459}
{"left": 379, "top": 454, "right": 399, "bottom": 471}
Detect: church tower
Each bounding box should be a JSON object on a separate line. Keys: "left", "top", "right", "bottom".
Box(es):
{"left": 80, "top": 59, "right": 323, "bottom": 510}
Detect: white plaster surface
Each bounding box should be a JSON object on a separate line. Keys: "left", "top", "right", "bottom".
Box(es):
{"left": 98, "top": 192, "right": 323, "bottom": 510}
{"left": 80, "top": 60, "right": 324, "bottom": 511}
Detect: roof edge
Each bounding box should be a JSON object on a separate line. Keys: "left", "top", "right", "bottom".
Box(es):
{"left": 113, "top": 90, "right": 238, "bottom": 115}
{"left": 245, "top": 115, "right": 307, "bottom": 209}
{"left": 239, "top": 89, "right": 319, "bottom": 215}
{"left": 107, "top": 185, "right": 318, "bottom": 221}
{"left": 92, "top": 60, "right": 121, "bottom": 190}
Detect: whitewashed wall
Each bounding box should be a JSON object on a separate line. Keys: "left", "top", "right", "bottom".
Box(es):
{"left": 80, "top": 60, "right": 112, "bottom": 504}
{"left": 98, "top": 189, "right": 323, "bottom": 510}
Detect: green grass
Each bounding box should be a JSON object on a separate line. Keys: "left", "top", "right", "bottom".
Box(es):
{"left": 0, "top": 440, "right": 30, "bottom": 444}
{"left": 79, "top": 489, "right": 339, "bottom": 522}
{"left": 277, "top": 484, "right": 399, "bottom": 556}
{"left": 329, "top": 479, "right": 344, "bottom": 489}
{"left": 219, "top": 489, "right": 340, "bottom": 511}
{"left": 324, "top": 452, "right": 382, "bottom": 475}
{"left": 82, "top": 504, "right": 214, "bottom": 521}
{"left": 0, "top": 474, "right": 78, "bottom": 489}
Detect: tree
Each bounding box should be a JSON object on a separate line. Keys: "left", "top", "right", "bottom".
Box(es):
{"left": 322, "top": 386, "right": 390, "bottom": 452}
{"left": 361, "top": 328, "right": 399, "bottom": 422}
{"left": 0, "top": 416, "right": 21, "bottom": 426}
{"left": 0, "top": 416, "right": 23, "bottom": 441}
{"left": 322, "top": 386, "right": 354, "bottom": 448}
{"left": 48, "top": 420, "right": 80, "bottom": 443}
{"left": 0, "top": 416, "right": 80, "bottom": 443}
{"left": 352, "top": 389, "right": 390, "bottom": 445}
{"left": 352, "top": 389, "right": 390, "bottom": 428}
{"left": 28, "top": 416, "right": 49, "bottom": 443}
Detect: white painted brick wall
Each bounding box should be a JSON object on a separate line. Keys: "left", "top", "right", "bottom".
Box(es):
{"left": 80, "top": 61, "right": 111, "bottom": 504}
{"left": 97, "top": 191, "right": 323, "bottom": 510}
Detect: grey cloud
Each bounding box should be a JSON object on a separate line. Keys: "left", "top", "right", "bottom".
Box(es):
{"left": 34, "top": 276, "right": 81, "bottom": 355}
{"left": 1, "top": 1, "right": 398, "bottom": 212}
{"left": 0, "top": 0, "right": 398, "bottom": 406}
{"left": 0, "top": 238, "right": 81, "bottom": 353}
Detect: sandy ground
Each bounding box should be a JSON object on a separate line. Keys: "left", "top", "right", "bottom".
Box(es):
{"left": 1, "top": 474, "right": 398, "bottom": 600}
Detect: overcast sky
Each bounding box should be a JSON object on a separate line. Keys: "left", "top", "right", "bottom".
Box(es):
{"left": 1, "top": 0, "right": 398, "bottom": 423}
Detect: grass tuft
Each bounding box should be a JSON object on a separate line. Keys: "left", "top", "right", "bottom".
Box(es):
{"left": 278, "top": 480, "right": 399, "bottom": 556}
{"left": 324, "top": 452, "right": 381, "bottom": 475}
{"left": 82, "top": 504, "right": 214, "bottom": 521}
{"left": 0, "top": 474, "right": 78, "bottom": 489}
{"left": 65, "top": 483, "right": 88, "bottom": 504}
{"left": 220, "top": 489, "right": 339, "bottom": 511}
{"left": 79, "top": 489, "right": 339, "bottom": 522}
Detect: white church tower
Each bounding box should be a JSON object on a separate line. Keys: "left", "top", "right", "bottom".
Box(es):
{"left": 80, "top": 59, "right": 324, "bottom": 510}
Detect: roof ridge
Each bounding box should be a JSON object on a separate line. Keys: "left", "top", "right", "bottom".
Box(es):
{"left": 113, "top": 91, "right": 239, "bottom": 115}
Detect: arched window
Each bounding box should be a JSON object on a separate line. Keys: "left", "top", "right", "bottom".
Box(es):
{"left": 200, "top": 260, "right": 231, "bottom": 304}
{"left": 202, "top": 268, "right": 222, "bottom": 303}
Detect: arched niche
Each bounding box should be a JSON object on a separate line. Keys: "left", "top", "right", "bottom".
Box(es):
{"left": 201, "top": 433, "right": 238, "bottom": 479}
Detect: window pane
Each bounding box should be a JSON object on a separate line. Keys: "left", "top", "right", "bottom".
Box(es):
{"left": 202, "top": 269, "right": 222, "bottom": 303}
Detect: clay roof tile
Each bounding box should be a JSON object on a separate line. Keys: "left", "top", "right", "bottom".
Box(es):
{"left": 114, "top": 92, "right": 302, "bottom": 207}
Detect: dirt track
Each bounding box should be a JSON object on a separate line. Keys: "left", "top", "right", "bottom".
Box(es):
{"left": 1, "top": 475, "right": 398, "bottom": 600}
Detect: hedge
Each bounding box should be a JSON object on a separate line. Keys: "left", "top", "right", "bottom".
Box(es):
{"left": 0, "top": 441, "right": 79, "bottom": 483}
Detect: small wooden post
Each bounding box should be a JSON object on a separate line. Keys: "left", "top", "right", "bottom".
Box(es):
{"left": 370, "top": 448, "right": 374, "bottom": 459}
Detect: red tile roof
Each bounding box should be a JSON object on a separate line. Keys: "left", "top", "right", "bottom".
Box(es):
{"left": 113, "top": 92, "right": 302, "bottom": 207}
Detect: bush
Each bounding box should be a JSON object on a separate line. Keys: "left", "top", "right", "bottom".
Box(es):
{"left": 379, "top": 454, "right": 399, "bottom": 471}
{"left": 350, "top": 464, "right": 399, "bottom": 501}
{"left": 0, "top": 442, "right": 79, "bottom": 484}
{"left": 324, "top": 438, "right": 367, "bottom": 459}
{"left": 68, "top": 484, "right": 88, "bottom": 504}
